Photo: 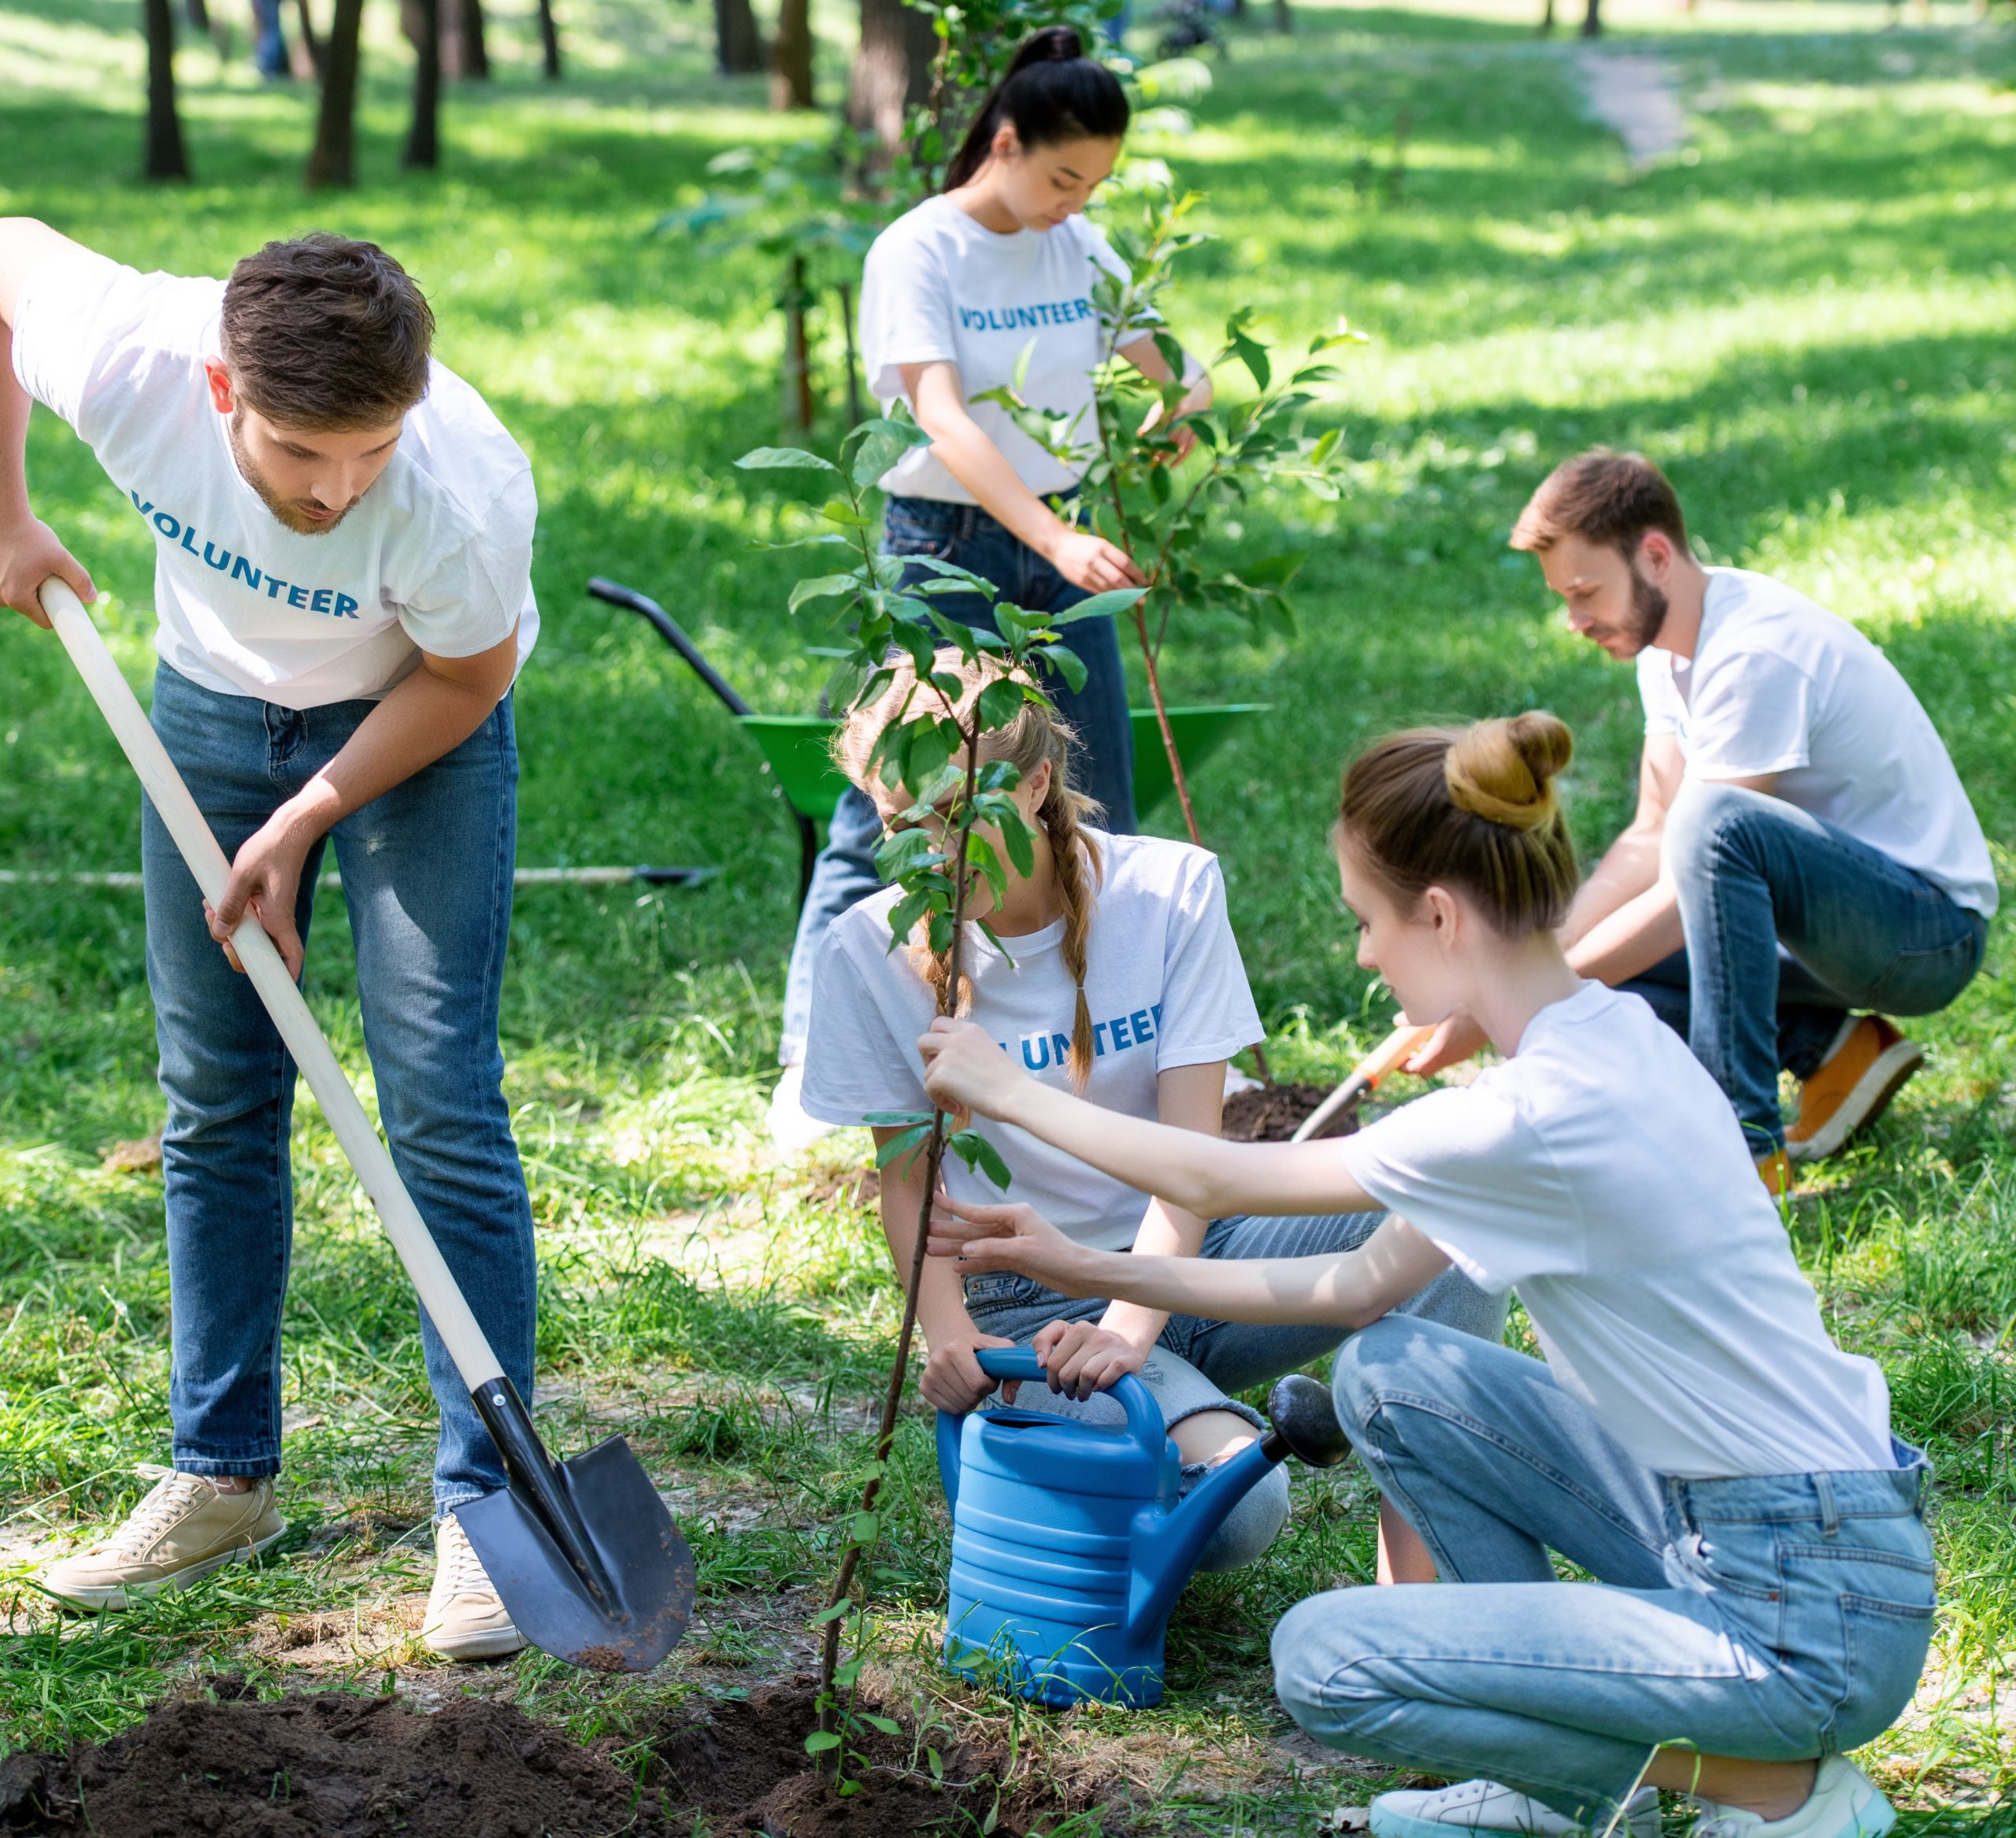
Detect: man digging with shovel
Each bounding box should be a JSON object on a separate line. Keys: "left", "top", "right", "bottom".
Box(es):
{"left": 0, "top": 220, "right": 538, "bottom": 1661}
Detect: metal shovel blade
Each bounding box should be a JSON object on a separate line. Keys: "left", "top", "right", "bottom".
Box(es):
{"left": 458, "top": 1432, "right": 696, "bottom": 1673}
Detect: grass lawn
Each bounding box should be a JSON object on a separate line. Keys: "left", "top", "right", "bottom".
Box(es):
{"left": 1, "top": 0, "right": 2013, "bottom": 1824}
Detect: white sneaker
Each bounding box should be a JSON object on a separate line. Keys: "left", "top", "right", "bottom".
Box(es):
{"left": 422, "top": 1511, "right": 528, "bottom": 1661}
{"left": 1689, "top": 1757, "right": 1895, "bottom": 1838}
{"left": 1372, "top": 1780, "right": 1660, "bottom": 1838}
{"left": 767, "top": 1060, "right": 836, "bottom": 1153}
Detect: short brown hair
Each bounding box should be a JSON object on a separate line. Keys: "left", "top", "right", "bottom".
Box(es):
{"left": 1338, "top": 712, "right": 1580, "bottom": 937}
{"left": 220, "top": 234, "right": 433, "bottom": 430}
{"left": 1509, "top": 450, "right": 1687, "bottom": 560}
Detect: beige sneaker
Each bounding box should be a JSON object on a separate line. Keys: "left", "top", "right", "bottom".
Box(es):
{"left": 39, "top": 1466, "right": 285, "bottom": 1611}
{"left": 424, "top": 1511, "right": 527, "bottom": 1661}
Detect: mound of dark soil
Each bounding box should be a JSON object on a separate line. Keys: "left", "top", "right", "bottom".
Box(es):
{"left": 0, "top": 1678, "right": 1117, "bottom": 1838}
{"left": 0, "top": 1690, "right": 647, "bottom": 1838}
{"left": 643, "top": 1679, "right": 1114, "bottom": 1836}
{"left": 1221, "top": 1082, "right": 1360, "bottom": 1143}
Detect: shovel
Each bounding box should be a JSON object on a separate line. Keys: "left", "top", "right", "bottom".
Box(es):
{"left": 1288, "top": 1022, "right": 1437, "bottom": 1143}
{"left": 39, "top": 577, "right": 695, "bottom": 1673}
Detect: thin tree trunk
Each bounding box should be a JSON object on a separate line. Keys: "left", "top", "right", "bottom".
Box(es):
{"left": 306, "top": 0, "right": 365, "bottom": 187}
{"left": 403, "top": 0, "right": 441, "bottom": 167}
{"left": 183, "top": 0, "right": 210, "bottom": 32}
{"left": 715, "top": 0, "right": 765, "bottom": 74}
{"left": 455, "top": 0, "right": 490, "bottom": 77}
{"left": 536, "top": 0, "right": 561, "bottom": 76}
{"left": 1272, "top": 0, "right": 1291, "bottom": 30}
{"left": 780, "top": 254, "right": 814, "bottom": 434}
{"left": 837, "top": 280, "right": 864, "bottom": 428}
{"left": 771, "top": 0, "right": 814, "bottom": 107}
{"left": 1579, "top": 0, "right": 1600, "bottom": 35}
{"left": 847, "top": 0, "right": 935, "bottom": 154}
{"left": 291, "top": 0, "right": 323, "bottom": 76}
{"left": 143, "top": 0, "right": 192, "bottom": 181}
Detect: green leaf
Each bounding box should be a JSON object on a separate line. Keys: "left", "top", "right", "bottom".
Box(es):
{"left": 850, "top": 1511, "right": 880, "bottom": 1546}
{"left": 951, "top": 1129, "right": 1014, "bottom": 1191}
{"left": 862, "top": 1715, "right": 903, "bottom": 1736}
{"left": 1239, "top": 550, "right": 1306, "bottom": 587}
{"left": 821, "top": 497, "right": 873, "bottom": 528}
{"left": 1049, "top": 587, "right": 1147, "bottom": 625}
{"left": 851, "top": 424, "right": 925, "bottom": 489}
{"left": 975, "top": 677, "right": 1027, "bottom": 731}
{"left": 1043, "top": 643, "right": 1088, "bottom": 694}
{"left": 788, "top": 573, "right": 859, "bottom": 615}
{"left": 804, "top": 1731, "right": 843, "bottom": 1754}
{"left": 810, "top": 1601, "right": 852, "bottom": 1625}
{"left": 927, "top": 1747, "right": 945, "bottom": 1783}
{"left": 1231, "top": 331, "right": 1271, "bottom": 392}
{"left": 874, "top": 1123, "right": 932, "bottom": 1171}
{"left": 738, "top": 447, "right": 839, "bottom": 473}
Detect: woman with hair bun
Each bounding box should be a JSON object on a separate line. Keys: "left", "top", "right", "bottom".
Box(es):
{"left": 773, "top": 27, "right": 1212, "bottom": 1123}
{"left": 920, "top": 712, "right": 1931, "bottom": 1838}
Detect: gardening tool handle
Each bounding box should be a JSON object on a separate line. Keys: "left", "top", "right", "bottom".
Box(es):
{"left": 1288, "top": 1022, "right": 1436, "bottom": 1143}
{"left": 39, "top": 578, "right": 506, "bottom": 1395}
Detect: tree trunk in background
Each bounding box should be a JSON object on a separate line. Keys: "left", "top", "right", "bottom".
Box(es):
{"left": 772, "top": 0, "right": 814, "bottom": 106}
{"left": 403, "top": 0, "right": 442, "bottom": 167}
{"left": 450, "top": 0, "right": 490, "bottom": 77}
{"left": 143, "top": 0, "right": 192, "bottom": 180}
{"left": 306, "top": 0, "right": 364, "bottom": 187}
{"left": 715, "top": 0, "right": 766, "bottom": 74}
{"left": 291, "top": 0, "right": 323, "bottom": 76}
{"left": 1579, "top": 0, "right": 1599, "bottom": 33}
{"left": 1536, "top": 0, "right": 1554, "bottom": 31}
{"left": 848, "top": 0, "right": 934, "bottom": 153}
{"left": 780, "top": 253, "right": 815, "bottom": 433}
{"left": 183, "top": 0, "right": 210, "bottom": 31}
{"left": 1272, "top": 0, "right": 1291, "bottom": 29}
{"left": 536, "top": 0, "right": 562, "bottom": 76}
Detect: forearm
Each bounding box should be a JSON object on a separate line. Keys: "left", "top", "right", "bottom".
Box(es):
{"left": 279, "top": 650, "right": 510, "bottom": 843}
{"left": 915, "top": 409, "right": 1069, "bottom": 557}
{"left": 1566, "top": 879, "right": 1683, "bottom": 984}
{"left": 879, "top": 1160, "right": 980, "bottom": 1347}
{"left": 996, "top": 1077, "right": 1373, "bottom": 1220}
{"left": 1068, "top": 1245, "right": 1383, "bottom": 1329}
{"left": 1099, "top": 1197, "right": 1207, "bottom": 1350}
{"left": 1561, "top": 830, "right": 1660, "bottom": 948}
{"left": 0, "top": 327, "right": 32, "bottom": 523}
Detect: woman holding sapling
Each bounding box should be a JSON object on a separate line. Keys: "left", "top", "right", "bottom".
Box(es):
{"left": 919, "top": 713, "right": 1929, "bottom": 1838}
{"left": 799, "top": 654, "right": 1505, "bottom": 1579}
{"left": 774, "top": 27, "right": 1209, "bottom": 1131}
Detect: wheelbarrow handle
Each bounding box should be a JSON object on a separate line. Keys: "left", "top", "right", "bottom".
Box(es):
{"left": 39, "top": 578, "right": 506, "bottom": 1398}
{"left": 587, "top": 577, "right": 752, "bottom": 719}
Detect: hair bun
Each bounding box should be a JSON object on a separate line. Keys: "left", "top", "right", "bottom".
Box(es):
{"left": 1443, "top": 712, "right": 1573, "bottom": 832}
{"left": 1014, "top": 24, "right": 1084, "bottom": 66}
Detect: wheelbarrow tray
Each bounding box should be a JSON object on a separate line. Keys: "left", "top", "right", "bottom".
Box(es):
{"left": 740, "top": 705, "right": 1271, "bottom": 825}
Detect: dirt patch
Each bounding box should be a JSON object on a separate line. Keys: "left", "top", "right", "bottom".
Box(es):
{"left": 1, "top": 1678, "right": 1120, "bottom": 1838}
{"left": 1221, "top": 1083, "right": 1361, "bottom": 1143}
{"left": 643, "top": 1678, "right": 1117, "bottom": 1836}
{"left": 0, "top": 1689, "right": 650, "bottom": 1837}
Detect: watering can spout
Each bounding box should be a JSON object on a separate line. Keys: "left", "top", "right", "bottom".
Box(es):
{"left": 1125, "top": 1373, "right": 1355, "bottom": 1642}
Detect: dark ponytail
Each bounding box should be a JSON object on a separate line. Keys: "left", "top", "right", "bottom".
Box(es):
{"left": 943, "top": 28, "right": 1130, "bottom": 192}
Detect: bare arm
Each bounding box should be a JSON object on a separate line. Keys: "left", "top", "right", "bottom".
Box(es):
{"left": 920, "top": 1021, "right": 1380, "bottom": 1221}
{"left": 1115, "top": 332, "right": 1212, "bottom": 458}
{"left": 1563, "top": 737, "right": 1776, "bottom": 987}
{"left": 901, "top": 360, "right": 1143, "bottom": 593}
{"left": 0, "top": 217, "right": 98, "bottom": 622}
{"left": 208, "top": 632, "right": 521, "bottom": 976}
{"left": 934, "top": 1199, "right": 1448, "bottom": 1331}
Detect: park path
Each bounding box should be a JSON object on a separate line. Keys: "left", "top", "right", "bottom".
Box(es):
{"left": 1577, "top": 49, "right": 1690, "bottom": 168}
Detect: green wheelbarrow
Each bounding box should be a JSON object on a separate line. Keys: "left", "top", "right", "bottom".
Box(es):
{"left": 587, "top": 577, "right": 1266, "bottom": 905}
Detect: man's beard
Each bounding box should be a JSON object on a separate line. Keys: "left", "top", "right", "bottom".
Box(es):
{"left": 228, "top": 411, "right": 358, "bottom": 535}
{"left": 1599, "top": 564, "right": 1669, "bottom": 654}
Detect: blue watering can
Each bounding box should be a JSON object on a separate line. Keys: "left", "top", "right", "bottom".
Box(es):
{"left": 935, "top": 1347, "right": 1351, "bottom": 1707}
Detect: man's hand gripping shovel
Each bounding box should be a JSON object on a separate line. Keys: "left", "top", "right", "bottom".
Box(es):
{"left": 40, "top": 578, "right": 695, "bottom": 1673}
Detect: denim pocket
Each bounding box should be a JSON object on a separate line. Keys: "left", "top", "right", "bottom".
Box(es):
{"left": 1829, "top": 1591, "right": 1936, "bottom": 1751}
{"left": 1864, "top": 921, "right": 1985, "bottom": 1016}
{"left": 883, "top": 524, "right": 956, "bottom": 561}
{"left": 962, "top": 1273, "right": 1046, "bottom": 1310}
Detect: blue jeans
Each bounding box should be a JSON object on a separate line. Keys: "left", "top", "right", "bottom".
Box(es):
{"left": 1620, "top": 782, "right": 1988, "bottom": 1153}
{"left": 780, "top": 495, "right": 1137, "bottom": 1062}
{"left": 964, "top": 1213, "right": 1508, "bottom": 1573}
{"left": 1274, "top": 1317, "right": 1935, "bottom": 1822}
{"left": 143, "top": 665, "right": 536, "bottom": 1516}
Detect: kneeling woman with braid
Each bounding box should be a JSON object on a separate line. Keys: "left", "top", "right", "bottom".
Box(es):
{"left": 920, "top": 713, "right": 1930, "bottom": 1838}
{"left": 799, "top": 654, "right": 1505, "bottom": 1579}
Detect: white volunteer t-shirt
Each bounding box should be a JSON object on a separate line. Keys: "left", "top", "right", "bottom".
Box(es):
{"left": 1340, "top": 982, "right": 1896, "bottom": 1480}
{"left": 1637, "top": 568, "right": 1994, "bottom": 916}
{"left": 858, "top": 195, "right": 1137, "bottom": 503}
{"left": 13, "top": 249, "right": 539, "bottom": 708}
{"left": 802, "top": 830, "right": 1263, "bottom": 1251}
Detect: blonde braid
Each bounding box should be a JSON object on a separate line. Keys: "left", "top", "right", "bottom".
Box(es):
{"left": 1040, "top": 780, "right": 1101, "bottom": 1091}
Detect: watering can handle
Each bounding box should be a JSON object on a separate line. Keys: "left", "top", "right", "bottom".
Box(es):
{"left": 936, "top": 1347, "right": 1169, "bottom": 1512}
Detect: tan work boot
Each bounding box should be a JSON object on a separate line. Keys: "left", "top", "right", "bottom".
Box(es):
{"left": 423, "top": 1511, "right": 527, "bottom": 1661}
{"left": 1786, "top": 1015, "right": 1924, "bottom": 1165}
{"left": 39, "top": 1466, "right": 285, "bottom": 1610}
{"left": 1755, "top": 1147, "right": 1795, "bottom": 1199}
